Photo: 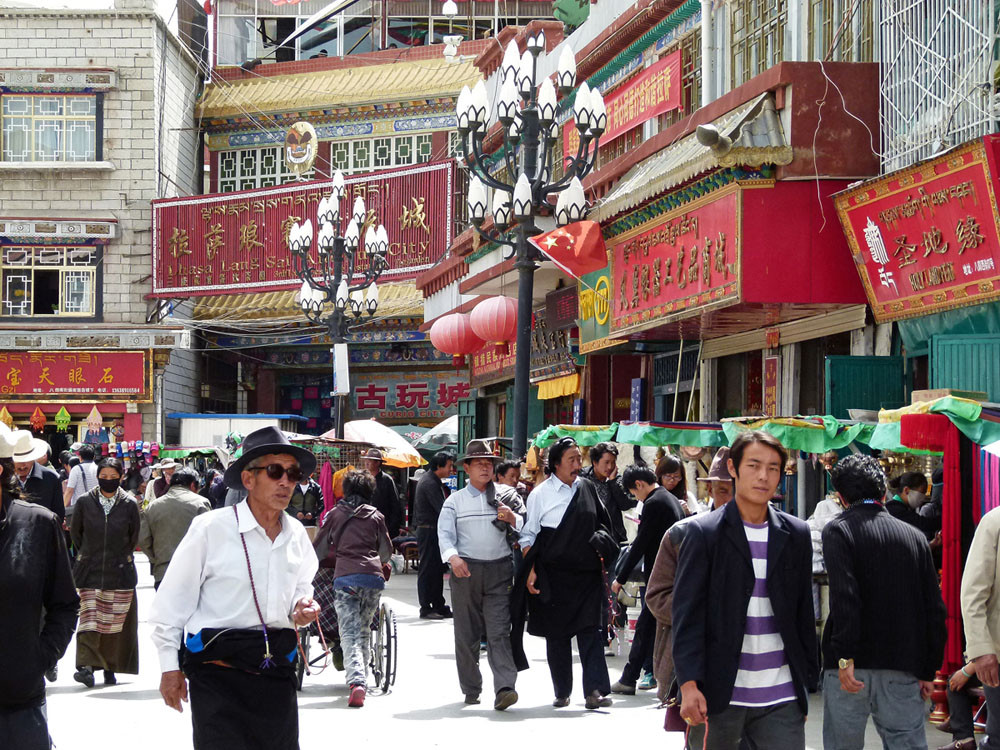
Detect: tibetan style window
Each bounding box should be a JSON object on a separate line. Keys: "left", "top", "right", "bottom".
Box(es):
{"left": 1, "top": 94, "right": 100, "bottom": 162}
{"left": 218, "top": 145, "right": 311, "bottom": 191}
{"left": 1, "top": 245, "right": 98, "bottom": 317}
{"left": 730, "top": 0, "right": 788, "bottom": 88}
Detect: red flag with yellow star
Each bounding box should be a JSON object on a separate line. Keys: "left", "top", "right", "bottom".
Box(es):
{"left": 528, "top": 221, "right": 607, "bottom": 280}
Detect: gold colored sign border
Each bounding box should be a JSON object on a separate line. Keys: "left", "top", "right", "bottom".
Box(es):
{"left": 607, "top": 182, "right": 754, "bottom": 338}
{"left": 0, "top": 349, "right": 153, "bottom": 404}
{"left": 834, "top": 139, "right": 1000, "bottom": 324}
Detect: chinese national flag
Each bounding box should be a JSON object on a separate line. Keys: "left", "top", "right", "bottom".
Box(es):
{"left": 528, "top": 221, "right": 607, "bottom": 280}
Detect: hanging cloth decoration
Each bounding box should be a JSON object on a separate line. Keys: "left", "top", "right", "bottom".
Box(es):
{"left": 29, "top": 407, "right": 46, "bottom": 432}
{"left": 84, "top": 405, "right": 108, "bottom": 445}
{"left": 0, "top": 406, "right": 13, "bottom": 430}
{"left": 55, "top": 406, "right": 72, "bottom": 432}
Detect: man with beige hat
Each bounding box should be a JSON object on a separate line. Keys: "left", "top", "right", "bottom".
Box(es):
{"left": 11, "top": 432, "right": 63, "bottom": 521}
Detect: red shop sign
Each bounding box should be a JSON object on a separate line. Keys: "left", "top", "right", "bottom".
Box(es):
{"left": 151, "top": 160, "right": 455, "bottom": 298}
{"left": 0, "top": 350, "right": 151, "bottom": 401}
{"left": 610, "top": 186, "right": 741, "bottom": 334}
{"left": 564, "top": 51, "right": 681, "bottom": 162}
{"left": 834, "top": 137, "right": 1000, "bottom": 323}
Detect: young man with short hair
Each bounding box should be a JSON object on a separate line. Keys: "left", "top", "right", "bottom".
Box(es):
{"left": 673, "top": 432, "right": 816, "bottom": 749}
{"left": 581, "top": 442, "right": 637, "bottom": 545}
{"left": 821, "top": 453, "right": 946, "bottom": 750}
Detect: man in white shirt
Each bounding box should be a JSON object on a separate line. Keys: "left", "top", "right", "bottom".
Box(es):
{"left": 149, "top": 426, "right": 320, "bottom": 750}
{"left": 437, "top": 440, "right": 524, "bottom": 710}
{"left": 62, "top": 443, "right": 98, "bottom": 517}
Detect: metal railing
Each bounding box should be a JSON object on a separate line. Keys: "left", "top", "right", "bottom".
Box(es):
{"left": 878, "top": 0, "right": 999, "bottom": 173}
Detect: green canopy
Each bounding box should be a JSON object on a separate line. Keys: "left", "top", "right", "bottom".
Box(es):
{"left": 616, "top": 421, "right": 727, "bottom": 448}
{"left": 533, "top": 423, "right": 619, "bottom": 449}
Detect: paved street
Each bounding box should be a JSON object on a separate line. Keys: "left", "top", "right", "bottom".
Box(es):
{"left": 45, "top": 553, "right": 943, "bottom": 750}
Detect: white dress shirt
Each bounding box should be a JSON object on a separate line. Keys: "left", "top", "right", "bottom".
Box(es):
{"left": 149, "top": 500, "right": 318, "bottom": 672}
{"left": 438, "top": 481, "right": 524, "bottom": 563}
{"left": 519, "top": 474, "right": 580, "bottom": 549}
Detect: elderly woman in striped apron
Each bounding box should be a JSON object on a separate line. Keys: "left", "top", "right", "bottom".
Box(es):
{"left": 70, "top": 456, "right": 140, "bottom": 687}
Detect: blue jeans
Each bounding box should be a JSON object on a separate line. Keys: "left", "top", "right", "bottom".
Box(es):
{"left": 822, "top": 668, "right": 927, "bottom": 750}
{"left": 332, "top": 586, "right": 381, "bottom": 689}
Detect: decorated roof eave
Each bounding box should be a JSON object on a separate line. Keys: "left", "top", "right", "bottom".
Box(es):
{"left": 202, "top": 99, "right": 457, "bottom": 135}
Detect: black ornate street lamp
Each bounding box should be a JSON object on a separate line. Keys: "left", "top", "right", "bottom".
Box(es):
{"left": 457, "top": 34, "right": 604, "bottom": 458}
{"left": 288, "top": 169, "right": 388, "bottom": 436}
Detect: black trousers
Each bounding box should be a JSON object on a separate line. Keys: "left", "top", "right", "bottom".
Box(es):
{"left": 188, "top": 664, "right": 298, "bottom": 750}
{"left": 416, "top": 526, "right": 448, "bottom": 614}
{"left": 620, "top": 602, "right": 656, "bottom": 686}
{"left": 947, "top": 676, "right": 981, "bottom": 741}
{"left": 545, "top": 627, "right": 611, "bottom": 700}
{"left": 0, "top": 703, "right": 49, "bottom": 750}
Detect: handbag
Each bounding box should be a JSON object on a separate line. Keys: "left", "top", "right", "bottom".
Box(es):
{"left": 663, "top": 679, "right": 686, "bottom": 732}
{"left": 312, "top": 515, "right": 336, "bottom": 561}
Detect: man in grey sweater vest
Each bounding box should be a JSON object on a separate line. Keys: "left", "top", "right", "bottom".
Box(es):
{"left": 438, "top": 440, "right": 525, "bottom": 711}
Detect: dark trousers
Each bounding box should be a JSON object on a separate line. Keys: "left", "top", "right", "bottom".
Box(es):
{"left": 188, "top": 664, "right": 298, "bottom": 750}
{"left": 983, "top": 685, "right": 1000, "bottom": 750}
{"left": 620, "top": 602, "right": 656, "bottom": 686}
{"left": 947, "top": 676, "right": 981, "bottom": 741}
{"left": 0, "top": 704, "right": 49, "bottom": 750}
{"left": 416, "top": 527, "right": 448, "bottom": 614}
{"left": 545, "top": 627, "right": 611, "bottom": 700}
{"left": 685, "top": 700, "right": 805, "bottom": 750}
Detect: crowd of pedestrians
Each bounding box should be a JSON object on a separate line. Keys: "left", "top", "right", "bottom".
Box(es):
{"left": 2, "top": 420, "right": 997, "bottom": 750}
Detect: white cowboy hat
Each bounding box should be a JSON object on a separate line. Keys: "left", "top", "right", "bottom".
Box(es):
{"left": 0, "top": 424, "right": 14, "bottom": 459}
{"left": 159, "top": 458, "right": 179, "bottom": 470}
{"left": 11, "top": 431, "right": 47, "bottom": 463}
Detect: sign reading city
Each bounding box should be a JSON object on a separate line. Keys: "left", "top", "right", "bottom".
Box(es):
{"left": 351, "top": 372, "right": 470, "bottom": 421}
{"left": 0, "top": 350, "right": 151, "bottom": 401}
{"left": 151, "top": 160, "right": 455, "bottom": 297}
{"left": 834, "top": 137, "right": 1000, "bottom": 322}
{"left": 563, "top": 50, "right": 681, "bottom": 162}
{"left": 610, "top": 186, "right": 741, "bottom": 335}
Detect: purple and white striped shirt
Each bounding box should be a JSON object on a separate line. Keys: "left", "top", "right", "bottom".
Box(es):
{"left": 729, "top": 521, "right": 796, "bottom": 708}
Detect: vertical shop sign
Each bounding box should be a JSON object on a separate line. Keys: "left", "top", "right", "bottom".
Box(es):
{"left": 763, "top": 355, "right": 780, "bottom": 416}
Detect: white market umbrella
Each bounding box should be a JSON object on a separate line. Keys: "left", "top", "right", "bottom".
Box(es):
{"left": 340, "top": 419, "right": 425, "bottom": 468}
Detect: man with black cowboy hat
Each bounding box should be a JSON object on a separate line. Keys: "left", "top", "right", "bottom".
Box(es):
{"left": 437, "top": 439, "right": 525, "bottom": 710}
{"left": 363, "top": 448, "right": 402, "bottom": 539}
{"left": 149, "top": 426, "right": 321, "bottom": 750}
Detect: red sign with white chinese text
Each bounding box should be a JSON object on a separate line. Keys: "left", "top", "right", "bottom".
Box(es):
{"left": 351, "top": 371, "right": 470, "bottom": 421}
{"left": 835, "top": 137, "right": 1000, "bottom": 323}
{"left": 563, "top": 51, "right": 682, "bottom": 162}
{"left": 0, "top": 350, "right": 151, "bottom": 401}
{"left": 151, "top": 161, "right": 455, "bottom": 298}
{"left": 610, "top": 186, "right": 741, "bottom": 335}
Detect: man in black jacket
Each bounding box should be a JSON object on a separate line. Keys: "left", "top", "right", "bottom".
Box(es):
{"left": 822, "top": 454, "right": 947, "bottom": 750}
{"left": 414, "top": 452, "right": 455, "bottom": 620}
{"left": 580, "top": 443, "right": 637, "bottom": 545}
{"left": 673, "top": 431, "right": 816, "bottom": 749}
{"left": 364, "top": 449, "right": 402, "bottom": 538}
{"left": 610, "top": 464, "right": 685, "bottom": 694}
{"left": 13, "top": 435, "right": 64, "bottom": 522}
{"left": 0, "top": 475, "right": 80, "bottom": 749}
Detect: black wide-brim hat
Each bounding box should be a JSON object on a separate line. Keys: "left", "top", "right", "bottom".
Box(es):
{"left": 223, "top": 426, "right": 317, "bottom": 489}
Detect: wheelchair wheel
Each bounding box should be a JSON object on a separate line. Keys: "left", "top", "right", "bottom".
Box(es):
{"left": 369, "top": 605, "right": 385, "bottom": 689}
{"left": 382, "top": 604, "right": 397, "bottom": 689}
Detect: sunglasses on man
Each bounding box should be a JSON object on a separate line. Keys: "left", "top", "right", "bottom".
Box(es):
{"left": 249, "top": 463, "right": 304, "bottom": 483}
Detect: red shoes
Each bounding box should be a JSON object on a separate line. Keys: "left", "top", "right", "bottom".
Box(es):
{"left": 348, "top": 685, "right": 366, "bottom": 707}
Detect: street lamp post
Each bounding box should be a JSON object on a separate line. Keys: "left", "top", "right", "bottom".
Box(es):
{"left": 288, "top": 169, "right": 389, "bottom": 437}
{"left": 457, "top": 35, "right": 604, "bottom": 458}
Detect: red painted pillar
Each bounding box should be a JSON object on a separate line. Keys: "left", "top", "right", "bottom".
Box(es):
{"left": 124, "top": 412, "right": 143, "bottom": 441}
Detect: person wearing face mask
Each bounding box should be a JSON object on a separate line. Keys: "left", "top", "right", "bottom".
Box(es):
{"left": 886, "top": 472, "right": 939, "bottom": 541}
{"left": 69, "top": 457, "right": 140, "bottom": 688}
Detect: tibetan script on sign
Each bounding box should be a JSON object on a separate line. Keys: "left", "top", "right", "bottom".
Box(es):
{"left": 610, "top": 187, "right": 741, "bottom": 334}
{"left": 834, "top": 137, "right": 1000, "bottom": 322}
{"left": 151, "top": 160, "right": 455, "bottom": 297}
{"left": 0, "top": 351, "right": 150, "bottom": 401}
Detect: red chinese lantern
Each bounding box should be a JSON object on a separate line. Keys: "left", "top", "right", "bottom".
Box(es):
{"left": 470, "top": 296, "right": 517, "bottom": 355}
{"left": 429, "top": 313, "right": 484, "bottom": 367}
